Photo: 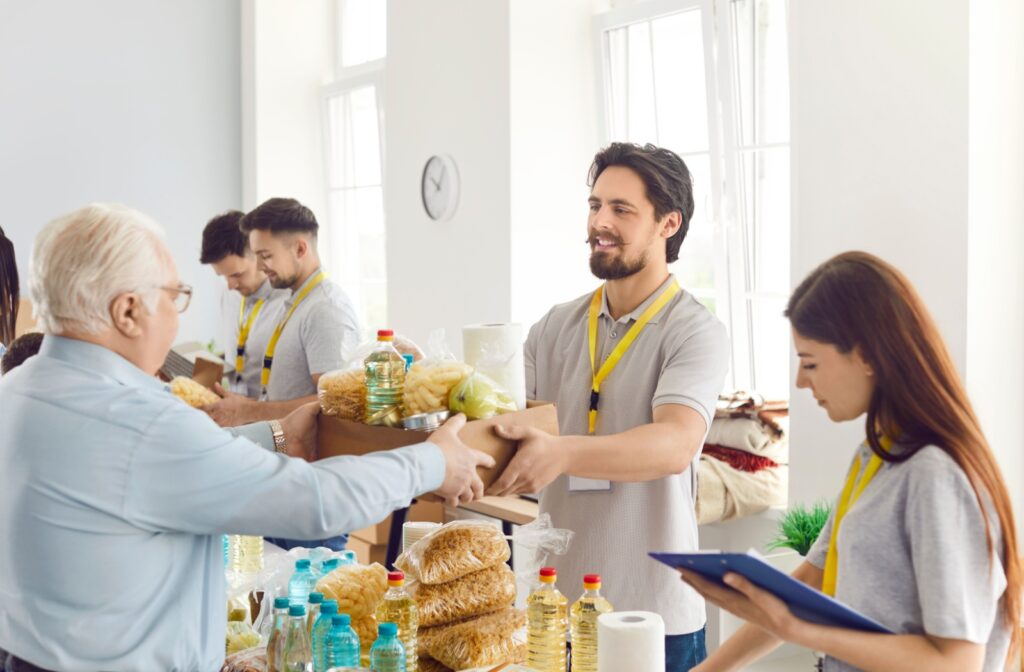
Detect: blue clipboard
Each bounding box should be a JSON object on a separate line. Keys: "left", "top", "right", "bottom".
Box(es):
{"left": 649, "top": 551, "right": 893, "bottom": 634}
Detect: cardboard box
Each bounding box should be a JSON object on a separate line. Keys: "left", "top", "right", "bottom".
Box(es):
{"left": 351, "top": 499, "right": 444, "bottom": 546}
{"left": 346, "top": 535, "right": 387, "bottom": 565}
{"left": 317, "top": 402, "right": 559, "bottom": 491}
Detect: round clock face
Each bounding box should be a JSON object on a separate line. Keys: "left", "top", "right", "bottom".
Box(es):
{"left": 421, "top": 154, "right": 459, "bottom": 221}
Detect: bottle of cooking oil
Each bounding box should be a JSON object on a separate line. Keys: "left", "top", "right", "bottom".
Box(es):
{"left": 527, "top": 567, "right": 568, "bottom": 672}
{"left": 364, "top": 329, "right": 406, "bottom": 426}
{"left": 375, "top": 571, "right": 417, "bottom": 672}
{"left": 569, "top": 574, "right": 613, "bottom": 672}
{"left": 228, "top": 534, "right": 264, "bottom": 574}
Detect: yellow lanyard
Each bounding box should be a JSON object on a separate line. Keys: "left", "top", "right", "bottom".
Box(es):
{"left": 235, "top": 297, "right": 265, "bottom": 382}
{"left": 260, "top": 271, "right": 326, "bottom": 393}
{"left": 822, "top": 436, "right": 892, "bottom": 596}
{"left": 587, "top": 279, "right": 680, "bottom": 434}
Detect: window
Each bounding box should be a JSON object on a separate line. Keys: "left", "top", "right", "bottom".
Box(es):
{"left": 596, "top": 0, "right": 791, "bottom": 399}
{"left": 322, "top": 0, "right": 388, "bottom": 331}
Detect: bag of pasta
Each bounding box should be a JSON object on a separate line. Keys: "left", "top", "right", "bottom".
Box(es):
{"left": 170, "top": 376, "right": 220, "bottom": 408}
{"left": 315, "top": 562, "right": 388, "bottom": 619}
{"left": 422, "top": 607, "right": 527, "bottom": 670}
{"left": 317, "top": 368, "right": 366, "bottom": 420}
{"left": 220, "top": 645, "right": 266, "bottom": 672}
{"left": 395, "top": 520, "right": 510, "bottom": 585}
{"left": 402, "top": 329, "right": 473, "bottom": 416}
{"left": 411, "top": 563, "right": 516, "bottom": 627}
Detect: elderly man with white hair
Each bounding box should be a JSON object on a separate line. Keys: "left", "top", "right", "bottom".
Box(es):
{"left": 0, "top": 204, "right": 494, "bottom": 672}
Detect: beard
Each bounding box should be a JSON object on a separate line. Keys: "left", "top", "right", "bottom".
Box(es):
{"left": 590, "top": 247, "right": 648, "bottom": 280}
{"left": 268, "top": 271, "right": 299, "bottom": 289}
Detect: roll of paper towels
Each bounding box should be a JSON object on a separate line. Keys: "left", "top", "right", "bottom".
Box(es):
{"left": 461, "top": 323, "right": 527, "bottom": 410}
{"left": 597, "top": 611, "right": 665, "bottom": 672}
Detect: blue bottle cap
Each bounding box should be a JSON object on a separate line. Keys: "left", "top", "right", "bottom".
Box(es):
{"left": 273, "top": 596, "right": 290, "bottom": 609}
{"left": 323, "top": 558, "right": 340, "bottom": 570}
{"left": 321, "top": 601, "right": 338, "bottom": 615}
{"left": 308, "top": 592, "right": 324, "bottom": 604}
{"left": 378, "top": 622, "right": 398, "bottom": 636}
{"left": 289, "top": 604, "right": 306, "bottom": 617}
{"left": 333, "top": 613, "right": 351, "bottom": 626}
{"left": 296, "top": 558, "right": 311, "bottom": 569}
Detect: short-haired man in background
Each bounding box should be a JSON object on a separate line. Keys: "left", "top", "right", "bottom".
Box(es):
{"left": 487, "top": 143, "right": 730, "bottom": 670}
{"left": 200, "top": 210, "right": 286, "bottom": 398}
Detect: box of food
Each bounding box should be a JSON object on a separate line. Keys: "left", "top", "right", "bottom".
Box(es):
{"left": 346, "top": 534, "right": 387, "bottom": 566}
{"left": 316, "top": 402, "right": 559, "bottom": 491}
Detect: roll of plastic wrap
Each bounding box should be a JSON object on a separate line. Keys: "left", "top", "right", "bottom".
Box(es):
{"left": 597, "top": 611, "right": 665, "bottom": 672}
{"left": 461, "top": 323, "right": 526, "bottom": 410}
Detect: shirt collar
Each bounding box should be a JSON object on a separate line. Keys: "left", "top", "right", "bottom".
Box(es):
{"left": 286, "top": 267, "right": 324, "bottom": 306}
{"left": 40, "top": 336, "right": 169, "bottom": 393}
{"left": 249, "top": 279, "right": 274, "bottom": 303}
{"left": 599, "top": 274, "right": 679, "bottom": 325}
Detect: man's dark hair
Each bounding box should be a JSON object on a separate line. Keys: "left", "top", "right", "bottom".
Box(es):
{"left": 587, "top": 142, "right": 694, "bottom": 263}
{"left": 2, "top": 331, "right": 42, "bottom": 375}
{"left": 199, "top": 210, "right": 247, "bottom": 264}
{"left": 238, "top": 198, "right": 319, "bottom": 237}
{"left": 0, "top": 224, "right": 18, "bottom": 348}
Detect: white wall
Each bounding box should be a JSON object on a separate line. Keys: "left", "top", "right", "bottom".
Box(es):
{"left": 385, "top": 0, "right": 513, "bottom": 349}
{"left": 966, "top": 0, "right": 1024, "bottom": 532}
{"left": 0, "top": 0, "right": 241, "bottom": 343}
{"left": 788, "top": 0, "right": 971, "bottom": 505}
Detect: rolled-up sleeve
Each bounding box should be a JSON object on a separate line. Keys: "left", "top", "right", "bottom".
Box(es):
{"left": 123, "top": 404, "right": 445, "bottom": 539}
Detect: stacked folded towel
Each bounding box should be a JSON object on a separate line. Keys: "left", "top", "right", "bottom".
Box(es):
{"left": 696, "top": 392, "right": 789, "bottom": 524}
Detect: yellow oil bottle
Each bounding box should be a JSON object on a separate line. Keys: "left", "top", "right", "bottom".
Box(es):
{"left": 527, "top": 566, "right": 568, "bottom": 672}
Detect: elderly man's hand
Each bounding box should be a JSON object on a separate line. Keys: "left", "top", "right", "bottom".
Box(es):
{"left": 202, "top": 383, "right": 260, "bottom": 427}
{"left": 428, "top": 414, "right": 496, "bottom": 507}
{"left": 277, "top": 402, "right": 320, "bottom": 460}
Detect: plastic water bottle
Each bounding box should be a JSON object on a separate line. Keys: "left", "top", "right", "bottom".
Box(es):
{"left": 265, "top": 596, "right": 291, "bottom": 672}
{"left": 289, "top": 559, "right": 316, "bottom": 607}
{"left": 364, "top": 329, "right": 406, "bottom": 424}
{"left": 222, "top": 535, "right": 229, "bottom": 567}
{"left": 326, "top": 613, "right": 361, "bottom": 669}
{"left": 311, "top": 599, "right": 339, "bottom": 671}
{"left": 370, "top": 622, "right": 406, "bottom": 672}
{"left": 527, "top": 567, "right": 568, "bottom": 672}
{"left": 281, "top": 604, "right": 313, "bottom": 672}
{"left": 375, "top": 571, "right": 417, "bottom": 671}
{"left": 306, "top": 592, "right": 324, "bottom": 633}
{"left": 321, "top": 558, "right": 340, "bottom": 576}
{"left": 228, "top": 534, "right": 264, "bottom": 574}
{"left": 569, "top": 574, "right": 613, "bottom": 672}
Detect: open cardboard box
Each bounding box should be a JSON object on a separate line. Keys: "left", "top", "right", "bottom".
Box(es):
{"left": 317, "top": 401, "right": 559, "bottom": 490}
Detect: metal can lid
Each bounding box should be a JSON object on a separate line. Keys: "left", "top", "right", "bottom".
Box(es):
{"left": 402, "top": 410, "right": 450, "bottom": 431}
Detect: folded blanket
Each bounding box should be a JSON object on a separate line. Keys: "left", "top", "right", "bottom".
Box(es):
{"left": 696, "top": 456, "right": 788, "bottom": 525}
{"left": 715, "top": 392, "right": 788, "bottom": 437}
{"left": 703, "top": 444, "right": 779, "bottom": 472}
{"left": 706, "top": 417, "right": 789, "bottom": 464}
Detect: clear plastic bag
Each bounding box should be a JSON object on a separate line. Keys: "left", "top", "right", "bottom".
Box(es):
{"left": 421, "top": 607, "right": 527, "bottom": 670}
{"left": 447, "top": 370, "right": 517, "bottom": 420}
{"left": 220, "top": 645, "right": 266, "bottom": 672}
{"left": 411, "top": 563, "right": 517, "bottom": 627}
{"left": 315, "top": 562, "right": 388, "bottom": 619}
{"left": 317, "top": 368, "right": 366, "bottom": 420}
{"left": 403, "top": 330, "right": 473, "bottom": 416}
{"left": 511, "top": 513, "right": 575, "bottom": 596}
{"left": 395, "top": 520, "right": 510, "bottom": 585}
{"left": 170, "top": 376, "right": 220, "bottom": 408}
{"left": 226, "top": 621, "right": 262, "bottom": 654}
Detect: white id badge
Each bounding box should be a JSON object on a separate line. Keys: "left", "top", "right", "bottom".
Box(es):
{"left": 569, "top": 476, "right": 612, "bottom": 492}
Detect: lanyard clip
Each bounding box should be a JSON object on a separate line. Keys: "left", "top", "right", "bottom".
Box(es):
{"left": 589, "top": 389, "right": 600, "bottom": 412}
{"left": 237, "top": 346, "right": 246, "bottom": 357}
{"left": 263, "top": 356, "right": 273, "bottom": 369}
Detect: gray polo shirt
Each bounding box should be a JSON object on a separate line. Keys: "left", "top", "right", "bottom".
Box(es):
{"left": 264, "top": 270, "right": 362, "bottom": 401}
{"left": 221, "top": 280, "right": 288, "bottom": 398}
{"left": 526, "top": 274, "right": 729, "bottom": 635}
{"left": 806, "top": 442, "right": 1010, "bottom": 672}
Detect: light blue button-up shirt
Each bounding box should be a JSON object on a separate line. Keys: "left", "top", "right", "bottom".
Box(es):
{"left": 0, "top": 336, "right": 445, "bottom": 671}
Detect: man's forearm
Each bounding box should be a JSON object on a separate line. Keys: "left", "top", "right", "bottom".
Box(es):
{"left": 561, "top": 422, "right": 700, "bottom": 481}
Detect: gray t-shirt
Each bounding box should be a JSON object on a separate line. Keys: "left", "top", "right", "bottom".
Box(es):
{"left": 806, "top": 443, "right": 1010, "bottom": 671}
{"left": 264, "top": 271, "right": 362, "bottom": 401}
{"left": 526, "top": 275, "right": 730, "bottom": 634}
{"left": 220, "top": 280, "right": 288, "bottom": 398}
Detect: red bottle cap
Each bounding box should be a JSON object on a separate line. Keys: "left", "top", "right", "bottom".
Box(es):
{"left": 387, "top": 571, "right": 405, "bottom": 582}
{"left": 539, "top": 567, "right": 557, "bottom": 578}
{"left": 377, "top": 329, "right": 395, "bottom": 338}
{"left": 583, "top": 574, "right": 601, "bottom": 585}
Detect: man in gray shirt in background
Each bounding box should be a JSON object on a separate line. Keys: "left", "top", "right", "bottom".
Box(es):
{"left": 487, "top": 143, "right": 729, "bottom": 671}
{"left": 204, "top": 197, "right": 363, "bottom": 551}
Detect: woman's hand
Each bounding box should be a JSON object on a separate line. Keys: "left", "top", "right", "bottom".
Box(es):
{"left": 680, "top": 570, "right": 806, "bottom": 643}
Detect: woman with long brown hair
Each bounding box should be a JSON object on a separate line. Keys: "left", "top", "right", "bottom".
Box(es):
{"left": 0, "top": 225, "right": 18, "bottom": 349}
{"left": 684, "top": 251, "right": 1020, "bottom": 672}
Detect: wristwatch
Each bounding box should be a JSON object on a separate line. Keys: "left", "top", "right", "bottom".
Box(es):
{"left": 269, "top": 419, "right": 287, "bottom": 454}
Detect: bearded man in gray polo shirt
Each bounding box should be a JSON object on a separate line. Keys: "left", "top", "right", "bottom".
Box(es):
{"left": 488, "top": 143, "right": 729, "bottom": 670}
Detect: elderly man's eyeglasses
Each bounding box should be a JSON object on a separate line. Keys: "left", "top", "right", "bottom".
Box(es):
{"left": 160, "top": 284, "right": 193, "bottom": 313}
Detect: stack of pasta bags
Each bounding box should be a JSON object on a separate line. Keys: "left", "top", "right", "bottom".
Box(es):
{"left": 395, "top": 520, "right": 526, "bottom": 672}
{"left": 696, "top": 392, "right": 789, "bottom": 524}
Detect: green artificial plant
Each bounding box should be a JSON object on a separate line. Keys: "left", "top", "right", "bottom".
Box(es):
{"left": 766, "top": 500, "right": 833, "bottom": 557}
